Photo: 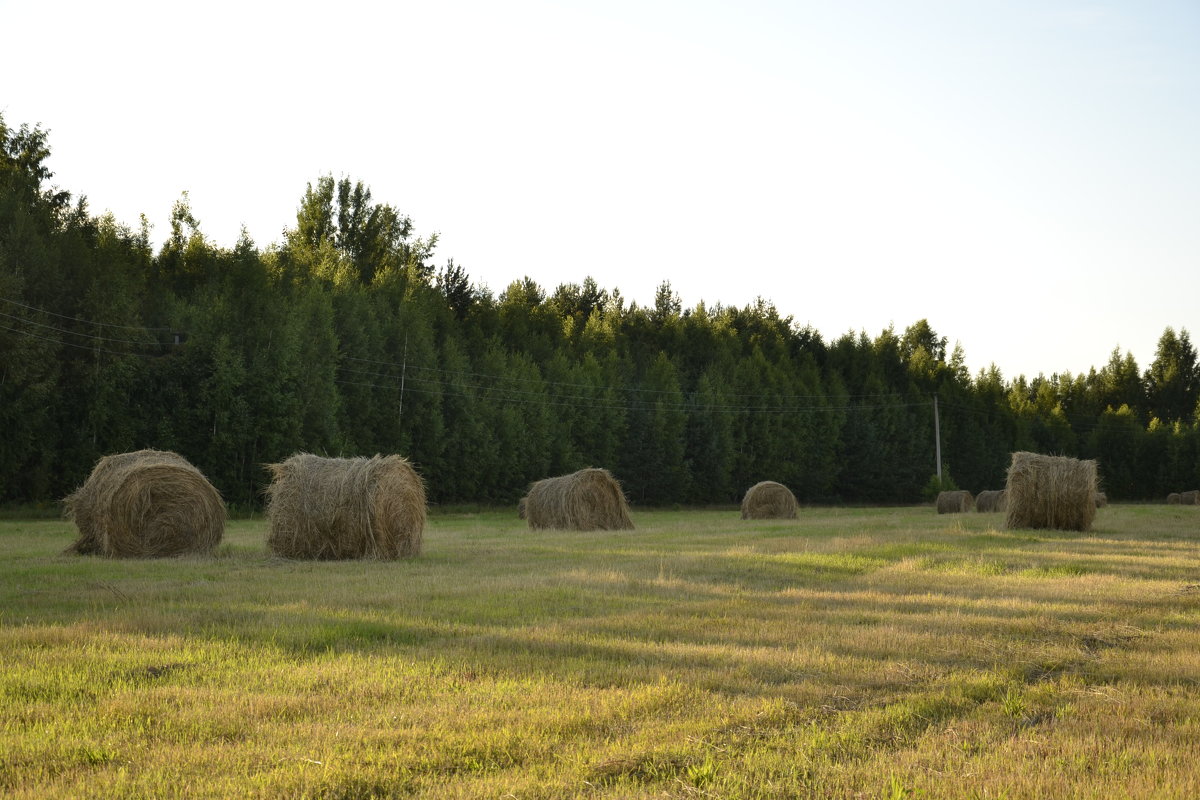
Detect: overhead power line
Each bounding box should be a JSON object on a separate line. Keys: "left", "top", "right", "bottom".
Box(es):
{"left": 0, "top": 295, "right": 171, "bottom": 331}
{"left": 0, "top": 321, "right": 160, "bottom": 357}
{"left": 342, "top": 353, "right": 913, "bottom": 402}
{"left": 336, "top": 365, "right": 934, "bottom": 415}
{"left": 0, "top": 310, "right": 162, "bottom": 346}
{"left": 935, "top": 398, "right": 1115, "bottom": 434}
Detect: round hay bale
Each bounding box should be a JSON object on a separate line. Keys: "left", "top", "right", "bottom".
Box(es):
{"left": 524, "top": 468, "right": 633, "bottom": 531}
{"left": 1094, "top": 492, "right": 1108, "bottom": 508}
{"left": 1167, "top": 493, "right": 1181, "bottom": 505}
{"left": 517, "top": 497, "right": 527, "bottom": 520}
{"left": 936, "top": 490, "right": 974, "bottom": 514}
{"left": 266, "top": 453, "right": 425, "bottom": 559}
{"left": 1004, "top": 451, "right": 1097, "bottom": 532}
{"left": 740, "top": 481, "right": 799, "bottom": 520}
{"left": 1180, "top": 490, "right": 1199, "bottom": 506}
{"left": 975, "top": 489, "right": 1007, "bottom": 513}
{"left": 63, "top": 449, "right": 225, "bottom": 557}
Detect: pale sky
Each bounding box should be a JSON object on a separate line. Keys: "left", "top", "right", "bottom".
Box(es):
{"left": 2, "top": 0, "right": 1197, "bottom": 380}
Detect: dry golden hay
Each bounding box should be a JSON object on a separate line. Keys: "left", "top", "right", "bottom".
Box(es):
{"left": 1004, "top": 451, "right": 1097, "bottom": 532}
{"left": 1181, "top": 490, "right": 1200, "bottom": 506}
{"left": 1167, "top": 493, "right": 1182, "bottom": 505}
{"left": 523, "top": 467, "right": 634, "bottom": 531}
{"left": 63, "top": 449, "right": 225, "bottom": 558}
{"left": 975, "top": 489, "right": 1007, "bottom": 513}
{"left": 266, "top": 453, "right": 425, "bottom": 559}
{"left": 936, "top": 490, "right": 974, "bottom": 514}
{"left": 740, "top": 481, "right": 799, "bottom": 520}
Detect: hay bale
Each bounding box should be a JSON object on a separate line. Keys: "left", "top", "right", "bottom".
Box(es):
{"left": 1167, "top": 493, "right": 1181, "bottom": 505}
{"left": 936, "top": 490, "right": 974, "bottom": 514}
{"left": 1004, "top": 451, "right": 1097, "bottom": 532}
{"left": 266, "top": 453, "right": 425, "bottom": 559}
{"left": 740, "top": 481, "right": 799, "bottom": 520}
{"left": 974, "top": 489, "right": 1006, "bottom": 513}
{"left": 63, "top": 449, "right": 225, "bottom": 557}
{"left": 1181, "top": 490, "right": 1199, "bottom": 506}
{"left": 1094, "top": 492, "right": 1108, "bottom": 508}
{"left": 517, "top": 496, "right": 527, "bottom": 520}
{"left": 524, "top": 468, "right": 633, "bottom": 531}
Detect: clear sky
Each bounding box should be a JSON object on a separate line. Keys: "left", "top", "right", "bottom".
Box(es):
{"left": 2, "top": 0, "right": 1197, "bottom": 380}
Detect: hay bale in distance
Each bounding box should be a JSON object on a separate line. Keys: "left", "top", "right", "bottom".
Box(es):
{"left": 975, "top": 489, "right": 1007, "bottom": 513}
{"left": 1181, "top": 490, "right": 1199, "bottom": 506}
{"left": 517, "top": 497, "right": 527, "bottom": 520}
{"left": 936, "top": 490, "right": 974, "bottom": 514}
{"left": 741, "top": 481, "right": 799, "bottom": 520}
{"left": 266, "top": 453, "right": 425, "bottom": 559}
{"left": 64, "top": 449, "right": 225, "bottom": 557}
{"left": 1004, "top": 451, "right": 1097, "bottom": 532}
{"left": 1167, "top": 493, "right": 1181, "bottom": 505}
{"left": 523, "top": 468, "right": 633, "bottom": 531}
{"left": 1094, "top": 492, "right": 1108, "bottom": 508}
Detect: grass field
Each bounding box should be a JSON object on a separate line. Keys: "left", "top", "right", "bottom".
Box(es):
{"left": 2, "top": 505, "right": 1199, "bottom": 799}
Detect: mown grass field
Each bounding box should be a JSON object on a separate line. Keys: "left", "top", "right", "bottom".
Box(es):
{"left": 2, "top": 505, "right": 1199, "bottom": 799}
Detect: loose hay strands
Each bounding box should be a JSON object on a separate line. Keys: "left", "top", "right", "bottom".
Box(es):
{"left": 1167, "top": 493, "right": 1181, "bottom": 505}
{"left": 63, "top": 449, "right": 225, "bottom": 558}
{"left": 524, "top": 468, "right": 634, "bottom": 531}
{"left": 1180, "top": 490, "right": 1199, "bottom": 506}
{"left": 266, "top": 453, "right": 425, "bottom": 559}
{"left": 936, "top": 490, "right": 974, "bottom": 514}
{"left": 1004, "top": 451, "right": 1097, "bottom": 532}
{"left": 740, "top": 481, "right": 799, "bottom": 520}
{"left": 974, "top": 489, "right": 1006, "bottom": 513}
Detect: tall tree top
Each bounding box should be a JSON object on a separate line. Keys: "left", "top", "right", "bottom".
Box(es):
{"left": 1146, "top": 326, "right": 1198, "bottom": 423}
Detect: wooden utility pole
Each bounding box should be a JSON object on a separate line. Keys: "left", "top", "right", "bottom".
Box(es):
{"left": 398, "top": 333, "right": 408, "bottom": 423}
{"left": 933, "top": 393, "right": 942, "bottom": 481}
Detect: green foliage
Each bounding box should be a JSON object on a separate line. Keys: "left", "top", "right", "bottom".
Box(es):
{"left": 1089, "top": 405, "right": 1142, "bottom": 499}
{"left": 620, "top": 351, "right": 688, "bottom": 504}
{"left": 922, "top": 471, "right": 959, "bottom": 501}
{"left": 1000, "top": 686, "right": 1027, "bottom": 719}
{"left": 4, "top": 113, "right": 1200, "bottom": 506}
{"left": 884, "top": 775, "right": 921, "bottom": 800}
{"left": 1146, "top": 327, "right": 1198, "bottom": 424}
{"left": 685, "top": 756, "right": 718, "bottom": 787}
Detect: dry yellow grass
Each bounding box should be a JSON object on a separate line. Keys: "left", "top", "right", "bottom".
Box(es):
{"left": 2, "top": 505, "right": 1199, "bottom": 799}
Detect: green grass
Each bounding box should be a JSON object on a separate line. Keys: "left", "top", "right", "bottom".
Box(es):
{"left": 2, "top": 505, "right": 1199, "bottom": 798}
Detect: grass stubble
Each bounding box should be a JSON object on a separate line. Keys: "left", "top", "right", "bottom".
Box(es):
{"left": 1, "top": 505, "right": 1198, "bottom": 798}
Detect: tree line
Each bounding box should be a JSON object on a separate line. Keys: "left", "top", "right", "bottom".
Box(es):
{"left": 2, "top": 117, "right": 1198, "bottom": 508}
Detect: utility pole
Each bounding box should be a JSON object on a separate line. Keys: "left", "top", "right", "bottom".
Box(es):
{"left": 933, "top": 393, "right": 943, "bottom": 482}
{"left": 398, "top": 333, "right": 408, "bottom": 424}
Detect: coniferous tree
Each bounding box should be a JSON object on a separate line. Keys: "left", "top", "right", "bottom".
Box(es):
{"left": 1146, "top": 327, "right": 1198, "bottom": 425}
{"left": 8, "top": 114, "right": 1200, "bottom": 506}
